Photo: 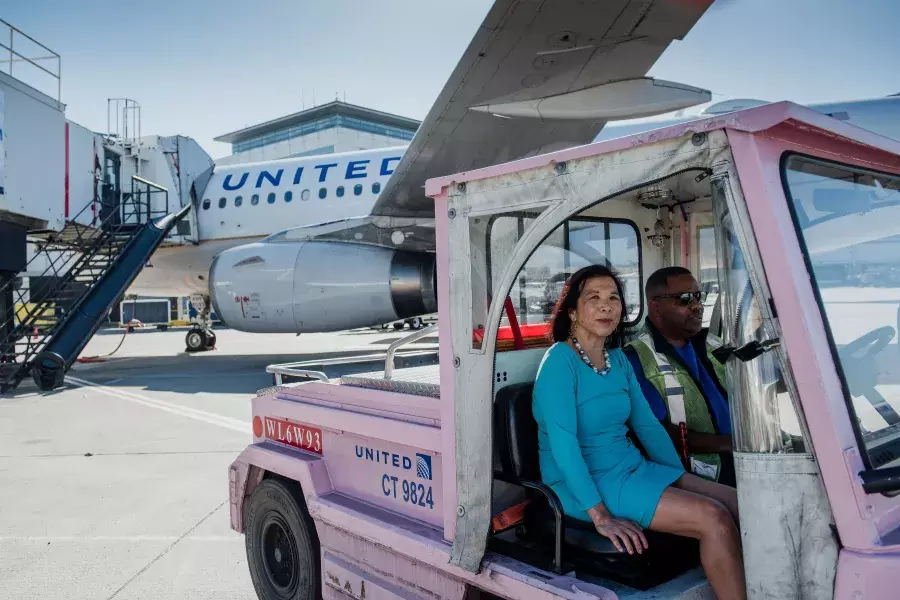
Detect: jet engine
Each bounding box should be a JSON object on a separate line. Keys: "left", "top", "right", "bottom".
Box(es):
{"left": 209, "top": 240, "right": 437, "bottom": 333}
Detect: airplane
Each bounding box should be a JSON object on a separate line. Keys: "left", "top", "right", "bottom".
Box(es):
{"left": 126, "top": 0, "right": 900, "bottom": 350}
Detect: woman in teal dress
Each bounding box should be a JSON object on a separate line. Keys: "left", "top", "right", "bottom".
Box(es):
{"left": 533, "top": 265, "right": 745, "bottom": 600}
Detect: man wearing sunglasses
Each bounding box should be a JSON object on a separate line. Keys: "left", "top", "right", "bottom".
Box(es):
{"left": 624, "top": 266, "right": 734, "bottom": 487}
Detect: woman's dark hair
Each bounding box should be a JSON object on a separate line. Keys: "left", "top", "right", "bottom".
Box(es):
{"left": 549, "top": 264, "right": 628, "bottom": 347}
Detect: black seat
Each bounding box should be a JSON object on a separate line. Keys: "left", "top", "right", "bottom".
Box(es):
{"left": 493, "top": 382, "right": 699, "bottom": 589}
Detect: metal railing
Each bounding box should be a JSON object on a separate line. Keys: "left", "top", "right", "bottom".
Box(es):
{"left": 0, "top": 176, "right": 168, "bottom": 363}
{"left": 384, "top": 324, "right": 438, "bottom": 379}
{"left": 0, "top": 18, "right": 61, "bottom": 101}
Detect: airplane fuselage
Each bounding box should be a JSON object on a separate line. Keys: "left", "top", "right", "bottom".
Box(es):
{"left": 128, "top": 145, "right": 407, "bottom": 297}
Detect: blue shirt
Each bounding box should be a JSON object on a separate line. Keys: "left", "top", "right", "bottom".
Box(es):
{"left": 625, "top": 342, "right": 731, "bottom": 435}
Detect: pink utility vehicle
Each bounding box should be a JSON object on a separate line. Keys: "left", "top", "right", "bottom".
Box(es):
{"left": 229, "top": 102, "right": 900, "bottom": 599}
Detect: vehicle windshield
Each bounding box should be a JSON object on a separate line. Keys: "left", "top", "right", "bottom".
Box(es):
{"left": 783, "top": 154, "right": 900, "bottom": 469}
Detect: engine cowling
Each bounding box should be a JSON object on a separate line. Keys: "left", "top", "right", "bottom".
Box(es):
{"left": 209, "top": 240, "right": 437, "bottom": 333}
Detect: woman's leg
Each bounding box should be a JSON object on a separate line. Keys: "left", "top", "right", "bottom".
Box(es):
{"left": 650, "top": 486, "right": 746, "bottom": 600}
{"left": 674, "top": 473, "right": 739, "bottom": 523}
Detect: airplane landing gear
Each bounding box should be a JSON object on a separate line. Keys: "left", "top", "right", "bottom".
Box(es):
{"left": 185, "top": 328, "right": 217, "bottom": 352}
{"left": 186, "top": 294, "right": 216, "bottom": 352}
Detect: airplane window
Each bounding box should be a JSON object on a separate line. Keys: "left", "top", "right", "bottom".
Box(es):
{"left": 218, "top": 197, "right": 226, "bottom": 209}
{"left": 251, "top": 194, "right": 259, "bottom": 206}
{"left": 336, "top": 186, "right": 345, "bottom": 198}
{"left": 202, "top": 199, "right": 210, "bottom": 210}
{"left": 267, "top": 192, "right": 276, "bottom": 204}
{"left": 301, "top": 189, "right": 310, "bottom": 201}
{"left": 319, "top": 187, "right": 327, "bottom": 199}
{"left": 285, "top": 191, "right": 293, "bottom": 203}
{"left": 354, "top": 184, "right": 363, "bottom": 196}
{"left": 372, "top": 182, "right": 381, "bottom": 194}
{"left": 234, "top": 195, "right": 243, "bottom": 207}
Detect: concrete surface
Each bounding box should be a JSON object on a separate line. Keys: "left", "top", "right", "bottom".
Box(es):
{"left": 0, "top": 326, "right": 437, "bottom": 600}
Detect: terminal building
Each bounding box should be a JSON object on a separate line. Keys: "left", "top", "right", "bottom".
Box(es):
{"left": 213, "top": 101, "right": 420, "bottom": 165}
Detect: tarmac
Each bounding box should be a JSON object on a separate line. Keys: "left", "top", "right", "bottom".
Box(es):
{"left": 0, "top": 325, "right": 437, "bottom": 600}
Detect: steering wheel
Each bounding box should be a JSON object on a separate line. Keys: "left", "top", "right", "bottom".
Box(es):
{"left": 839, "top": 326, "right": 898, "bottom": 425}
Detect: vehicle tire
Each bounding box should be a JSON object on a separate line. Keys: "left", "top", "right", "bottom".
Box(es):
{"left": 185, "top": 329, "right": 208, "bottom": 352}
{"left": 127, "top": 326, "right": 135, "bottom": 333}
{"left": 245, "top": 478, "right": 321, "bottom": 600}
{"left": 392, "top": 322, "right": 404, "bottom": 330}
{"left": 31, "top": 351, "right": 67, "bottom": 391}
{"left": 205, "top": 330, "right": 217, "bottom": 348}
{"left": 409, "top": 317, "right": 424, "bottom": 330}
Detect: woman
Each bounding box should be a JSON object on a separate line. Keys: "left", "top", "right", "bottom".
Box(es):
{"left": 533, "top": 264, "right": 745, "bottom": 600}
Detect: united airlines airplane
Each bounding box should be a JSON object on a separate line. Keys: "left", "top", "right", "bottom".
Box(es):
{"left": 125, "top": 0, "right": 900, "bottom": 351}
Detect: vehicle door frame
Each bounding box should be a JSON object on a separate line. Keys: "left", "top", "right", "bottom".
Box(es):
{"left": 436, "top": 130, "right": 732, "bottom": 572}
{"left": 726, "top": 123, "right": 900, "bottom": 551}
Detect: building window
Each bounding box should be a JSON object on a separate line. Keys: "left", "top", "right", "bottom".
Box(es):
{"left": 267, "top": 192, "right": 276, "bottom": 204}
{"left": 251, "top": 194, "right": 259, "bottom": 206}
{"left": 372, "top": 182, "right": 381, "bottom": 194}
{"left": 319, "top": 187, "right": 327, "bottom": 199}
{"left": 234, "top": 195, "right": 243, "bottom": 207}
{"left": 285, "top": 191, "right": 293, "bottom": 203}
{"left": 218, "top": 197, "right": 226, "bottom": 209}
{"left": 301, "top": 189, "right": 310, "bottom": 201}
{"left": 354, "top": 184, "right": 363, "bottom": 196}
{"left": 202, "top": 199, "right": 210, "bottom": 210}
{"left": 336, "top": 186, "right": 344, "bottom": 198}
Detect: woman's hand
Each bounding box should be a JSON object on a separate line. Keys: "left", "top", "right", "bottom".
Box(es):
{"left": 587, "top": 503, "right": 648, "bottom": 555}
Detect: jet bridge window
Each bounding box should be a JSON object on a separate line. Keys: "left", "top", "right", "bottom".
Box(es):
{"left": 251, "top": 194, "right": 259, "bottom": 206}
{"left": 285, "top": 191, "right": 293, "bottom": 203}
{"left": 319, "top": 187, "right": 327, "bottom": 199}
{"left": 218, "top": 197, "right": 226, "bottom": 209}
{"left": 267, "top": 192, "right": 276, "bottom": 204}
{"left": 354, "top": 184, "right": 363, "bottom": 196}
{"left": 202, "top": 199, "right": 210, "bottom": 210}
{"left": 372, "top": 182, "right": 381, "bottom": 194}
{"left": 234, "top": 195, "right": 243, "bottom": 207}
{"left": 336, "top": 186, "right": 345, "bottom": 198}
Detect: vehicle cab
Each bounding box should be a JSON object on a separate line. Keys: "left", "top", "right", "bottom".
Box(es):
{"left": 229, "top": 101, "right": 900, "bottom": 600}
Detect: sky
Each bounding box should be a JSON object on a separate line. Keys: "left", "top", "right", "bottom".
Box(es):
{"left": 2, "top": 0, "right": 898, "bottom": 159}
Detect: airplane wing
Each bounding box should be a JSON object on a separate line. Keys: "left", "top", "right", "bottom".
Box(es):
{"left": 372, "top": 0, "right": 715, "bottom": 218}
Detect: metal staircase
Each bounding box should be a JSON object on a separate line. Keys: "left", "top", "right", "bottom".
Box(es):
{"left": 0, "top": 176, "right": 187, "bottom": 394}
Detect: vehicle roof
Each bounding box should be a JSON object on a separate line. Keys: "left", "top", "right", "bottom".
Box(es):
{"left": 424, "top": 101, "right": 900, "bottom": 198}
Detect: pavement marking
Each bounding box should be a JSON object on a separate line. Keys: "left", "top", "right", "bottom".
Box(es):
{"left": 0, "top": 535, "right": 240, "bottom": 542}
{"left": 65, "top": 375, "right": 251, "bottom": 434}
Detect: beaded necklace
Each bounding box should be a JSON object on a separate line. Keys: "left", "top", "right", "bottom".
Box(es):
{"left": 570, "top": 335, "right": 611, "bottom": 376}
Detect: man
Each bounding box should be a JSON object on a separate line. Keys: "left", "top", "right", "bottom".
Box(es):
{"left": 624, "top": 267, "right": 734, "bottom": 486}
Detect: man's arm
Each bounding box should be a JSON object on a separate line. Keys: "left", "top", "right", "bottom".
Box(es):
{"left": 661, "top": 420, "right": 732, "bottom": 454}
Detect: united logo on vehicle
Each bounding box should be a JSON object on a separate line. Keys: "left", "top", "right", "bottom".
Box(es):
{"left": 263, "top": 417, "right": 322, "bottom": 454}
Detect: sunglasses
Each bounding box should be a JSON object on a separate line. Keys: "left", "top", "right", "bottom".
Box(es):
{"left": 652, "top": 291, "right": 708, "bottom": 305}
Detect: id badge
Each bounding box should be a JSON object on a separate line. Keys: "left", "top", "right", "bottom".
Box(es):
{"left": 690, "top": 457, "right": 718, "bottom": 480}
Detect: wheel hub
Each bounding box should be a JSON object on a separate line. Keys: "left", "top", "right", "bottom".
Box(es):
{"left": 262, "top": 517, "right": 298, "bottom": 593}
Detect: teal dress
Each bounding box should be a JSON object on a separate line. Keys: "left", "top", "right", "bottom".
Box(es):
{"left": 532, "top": 343, "right": 685, "bottom": 528}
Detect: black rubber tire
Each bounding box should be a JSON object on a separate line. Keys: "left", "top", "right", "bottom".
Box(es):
{"left": 409, "top": 317, "right": 423, "bottom": 330}
{"left": 31, "top": 351, "right": 67, "bottom": 391}
{"left": 245, "top": 478, "right": 321, "bottom": 600}
{"left": 205, "top": 330, "right": 217, "bottom": 348}
{"left": 185, "top": 329, "right": 208, "bottom": 352}
{"left": 392, "top": 322, "right": 404, "bottom": 330}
